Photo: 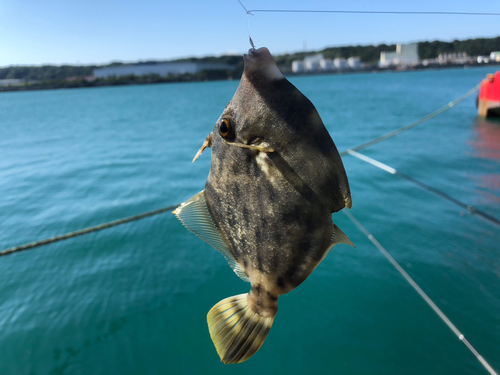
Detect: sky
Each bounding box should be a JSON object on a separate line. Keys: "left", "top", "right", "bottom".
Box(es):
{"left": 1, "top": 0, "right": 499, "bottom": 67}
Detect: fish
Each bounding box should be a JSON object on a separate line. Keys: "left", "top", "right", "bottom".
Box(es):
{"left": 173, "top": 46, "right": 353, "bottom": 364}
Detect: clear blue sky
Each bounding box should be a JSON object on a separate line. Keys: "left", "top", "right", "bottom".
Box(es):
{"left": 1, "top": 0, "right": 499, "bottom": 67}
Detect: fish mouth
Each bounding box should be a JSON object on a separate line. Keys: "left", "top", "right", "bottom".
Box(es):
{"left": 243, "top": 47, "right": 284, "bottom": 81}
{"left": 244, "top": 47, "right": 272, "bottom": 63}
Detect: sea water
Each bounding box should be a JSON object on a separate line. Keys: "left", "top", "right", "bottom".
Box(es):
{"left": 0, "top": 66, "right": 499, "bottom": 374}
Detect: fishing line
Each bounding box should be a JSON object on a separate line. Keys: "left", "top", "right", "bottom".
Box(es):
{"left": 343, "top": 210, "right": 499, "bottom": 375}
{"left": 0, "top": 84, "right": 486, "bottom": 257}
{"left": 1, "top": 84, "right": 497, "bottom": 371}
{"left": 238, "top": 0, "right": 255, "bottom": 50}
{"left": 339, "top": 83, "right": 482, "bottom": 156}
{"left": 248, "top": 9, "right": 500, "bottom": 16}
{"left": 346, "top": 150, "right": 500, "bottom": 227}
{"left": 0, "top": 84, "right": 488, "bottom": 258}
{"left": 0, "top": 204, "right": 179, "bottom": 257}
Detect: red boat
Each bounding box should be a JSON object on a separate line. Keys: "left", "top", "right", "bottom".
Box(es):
{"left": 478, "top": 71, "right": 500, "bottom": 117}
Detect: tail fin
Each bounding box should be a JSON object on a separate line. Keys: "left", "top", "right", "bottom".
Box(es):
{"left": 207, "top": 294, "right": 275, "bottom": 364}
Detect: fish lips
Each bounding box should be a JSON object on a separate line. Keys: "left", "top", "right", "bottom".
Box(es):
{"left": 243, "top": 47, "right": 284, "bottom": 82}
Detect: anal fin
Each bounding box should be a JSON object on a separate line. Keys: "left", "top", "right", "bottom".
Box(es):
{"left": 331, "top": 223, "right": 355, "bottom": 248}
{"left": 317, "top": 222, "right": 355, "bottom": 265}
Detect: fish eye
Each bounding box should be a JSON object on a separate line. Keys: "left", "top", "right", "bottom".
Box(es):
{"left": 219, "top": 118, "right": 233, "bottom": 139}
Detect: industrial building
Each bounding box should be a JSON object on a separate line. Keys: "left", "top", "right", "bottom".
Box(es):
{"left": 491, "top": 52, "right": 500, "bottom": 62}
{"left": 437, "top": 52, "right": 469, "bottom": 64}
{"left": 291, "top": 60, "right": 305, "bottom": 73}
{"left": 303, "top": 54, "right": 323, "bottom": 72}
{"left": 333, "top": 58, "right": 347, "bottom": 69}
{"left": 319, "top": 58, "right": 333, "bottom": 71}
{"left": 379, "top": 43, "right": 419, "bottom": 67}
{"left": 0, "top": 79, "right": 22, "bottom": 86}
{"left": 292, "top": 54, "right": 362, "bottom": 73}
{"left": 347, "top": 57, "right": 361, "bottom": 69}
{"left": 93, "top": 62, "right": 233, "bottom": 79}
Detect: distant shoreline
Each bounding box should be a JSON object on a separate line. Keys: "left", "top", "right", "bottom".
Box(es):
{"left": 287, "top": 61, "right": 500, "bottom": 77}
{"left": 1, "top": 62, "right": 499, "bottom": 93}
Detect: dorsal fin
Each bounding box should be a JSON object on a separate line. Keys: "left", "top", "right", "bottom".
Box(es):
{"left": 173, "top": 191, "right": 250, "bottom": 282}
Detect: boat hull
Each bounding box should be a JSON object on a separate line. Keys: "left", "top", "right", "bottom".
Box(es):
{"left": 478, "top": 71, "right": 500, "bottom": 118}
{"left": 478, "top": 99, "right": 500, "bottom": 118}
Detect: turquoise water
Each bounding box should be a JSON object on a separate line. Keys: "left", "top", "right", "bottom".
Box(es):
{"left": 1, "top": 67, "right": 499, "bottom": 374}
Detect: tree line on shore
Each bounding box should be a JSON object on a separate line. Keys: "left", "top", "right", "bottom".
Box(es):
{"left": 1, "top": 36, "right": 499, "bottom": 87}
{"left": 0, "top": 69, "right": 238, "bottom": 92}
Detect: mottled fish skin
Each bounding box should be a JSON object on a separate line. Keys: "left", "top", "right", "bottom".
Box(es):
{"left": 205, "top": 47, "right": 352, "bottom": 315}
{"left": 176, "top": 47, "right": 353, "bottom": 363}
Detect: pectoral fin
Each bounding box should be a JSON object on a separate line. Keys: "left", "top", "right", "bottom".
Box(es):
{"left": 173, "top": 191, "right": 250, "bottom": 282}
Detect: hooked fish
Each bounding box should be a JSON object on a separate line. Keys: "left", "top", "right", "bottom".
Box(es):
{"left": 174, "top": 46, "right": 353, "bottom": 364}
